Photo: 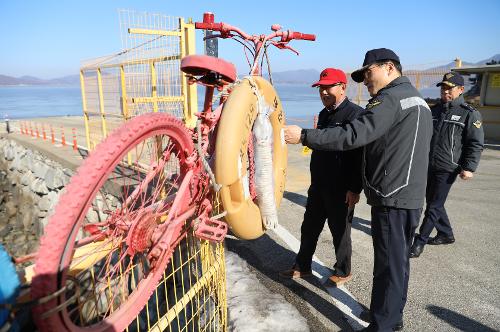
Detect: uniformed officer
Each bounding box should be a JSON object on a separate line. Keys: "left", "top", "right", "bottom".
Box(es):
{"left": 279, "top": 68, "right": 364, "bottom": 286}
{"left": 410, "top": 72, "right": 484, "bottom": 258}
{"left": 284, "top": 48, "right": 433, "bottom": 332}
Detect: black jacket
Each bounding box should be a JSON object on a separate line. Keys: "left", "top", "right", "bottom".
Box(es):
{"left": 310, "top": 98, "right": 364, "bottom": 196}
{"left": 429, "top": 95, "right": 484, "bottom": 173}
{"left": 302, "top": 76, "right": 433, "bottom": 209}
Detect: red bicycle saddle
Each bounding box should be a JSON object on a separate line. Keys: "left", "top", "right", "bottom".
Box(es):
{"left": 181, "top": 55, "right": 237, "bottom": 83}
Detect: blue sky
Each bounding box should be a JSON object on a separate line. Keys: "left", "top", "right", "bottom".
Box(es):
{"left": 1, "top": 0, "right": 499, "bottom": 79}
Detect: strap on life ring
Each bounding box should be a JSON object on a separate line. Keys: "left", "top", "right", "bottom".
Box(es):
{"left": 215, "top": 76, "right": 287, "bottom": 240}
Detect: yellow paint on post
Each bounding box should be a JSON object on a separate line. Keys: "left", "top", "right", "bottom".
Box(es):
{"left": 80, "top": 70, "right": 92, "bottom": 150}
{"left": 96, "top": 68, "right": 108, "bottom": 137}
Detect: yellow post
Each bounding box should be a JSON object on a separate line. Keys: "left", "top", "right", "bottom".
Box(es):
{"left": 97, "top": 68, "right": 108, "bottom": 138}
{"left": 180, "top": 18, "right": 198, "bottom": 128}
{"left": 150, "top": 62, "right": 159, "bottom": 113}
{"left": 415, "top": 73, "right": 421, "bottom": 90}
{"left": 80, "top": 70, "right": 92, "bottom": 150}
{"left": 120, "top": 65, "right": 129, "bottom": 120}
{"left": 454, "top": 57, "right": 462, "bottom": 68}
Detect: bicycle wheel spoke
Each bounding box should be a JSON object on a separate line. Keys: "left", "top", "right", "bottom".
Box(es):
{"left": 33, "top": 114, "right": 195, "bottom": 331}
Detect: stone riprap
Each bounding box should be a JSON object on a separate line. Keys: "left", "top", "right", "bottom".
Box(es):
{"left": 0, "top": 137, "right": 72, "bottom": 260}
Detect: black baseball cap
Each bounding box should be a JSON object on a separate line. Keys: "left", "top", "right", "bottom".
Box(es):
{"left": 436, "top": 72, "right": 464, "bottom": 87}
{"left": 351, "top": 48, "right": 401, "bottom": 83}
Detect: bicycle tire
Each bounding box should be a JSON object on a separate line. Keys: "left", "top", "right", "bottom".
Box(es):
{"left": 32, "top": 113, "right": 194, "bottom": 332}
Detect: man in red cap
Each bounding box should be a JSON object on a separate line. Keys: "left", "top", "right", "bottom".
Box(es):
{"left": 279, "top": 68, "right": 364, "bottom": 286}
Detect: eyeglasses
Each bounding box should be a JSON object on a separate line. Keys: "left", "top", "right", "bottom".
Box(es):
{"left": 318, "top": 83, "right": 343, "bottom": 89}
{"left": 364, "top": 63, "right": 389, "bottom": 79}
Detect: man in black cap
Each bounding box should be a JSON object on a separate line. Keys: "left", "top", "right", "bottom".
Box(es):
{"left": 284, "top": 48, "right": 433, "bottom": 331}
{"left": 410, "top": 72, "right": 484, "bottom": 258}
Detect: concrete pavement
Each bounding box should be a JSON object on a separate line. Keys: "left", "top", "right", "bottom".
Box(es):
{"left": 228, "top": 144, "right": 500, "bottom": 331}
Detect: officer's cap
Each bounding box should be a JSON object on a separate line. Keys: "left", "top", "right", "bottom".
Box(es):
{"left": 351, "top": 48, "right": 400, "bottom": 83}
{"left": 436, "top": 72, "right": 464, "bottom": 87}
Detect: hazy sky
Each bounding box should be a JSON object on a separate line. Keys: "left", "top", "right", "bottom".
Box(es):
{"left": 1, "top": 0, "right": 499, "bottom": 78}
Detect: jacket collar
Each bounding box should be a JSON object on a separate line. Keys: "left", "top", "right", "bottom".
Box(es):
{"left": 449, "top": 94, "right": 465, "bottom": 108}
{"left": 325, "top": 96, "right": 349, "bottom": 113}
{"left": 370, "top": 76, "right": 410, "bottom": 101}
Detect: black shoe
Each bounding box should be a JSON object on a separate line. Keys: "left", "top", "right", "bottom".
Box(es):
{"left": 393, "top": 320, "right": 404, "bottom": 331}
{"left": 409, "top": 243, "right": 424, "bottom": 258}
{"left": 359, "top": 321, "right": 403, "bottom": 331}
{"left": 428, "top": 235, "right": 455, "bottom": 245}
{"left": 359, "top": 309, "right": 371, "bottom": 323}
{"left": 359, "top": 310, "right": 403, "bottom": 331}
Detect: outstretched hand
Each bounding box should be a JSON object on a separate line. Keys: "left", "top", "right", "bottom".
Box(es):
{"left": 284, "top": 125, "right": 302, "bottom": 144}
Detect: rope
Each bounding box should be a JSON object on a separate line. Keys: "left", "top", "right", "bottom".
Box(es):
{"left": 196, "top": 119, "right": 221, "bottom": 192}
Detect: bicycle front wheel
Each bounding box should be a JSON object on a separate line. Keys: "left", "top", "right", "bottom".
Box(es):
{"left": 32, "top": 113, "right": 194, "bottom": 332}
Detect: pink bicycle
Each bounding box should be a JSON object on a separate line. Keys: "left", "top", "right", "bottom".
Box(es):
{"left": 31, "top": 12, "right": 315, "bottom": 331}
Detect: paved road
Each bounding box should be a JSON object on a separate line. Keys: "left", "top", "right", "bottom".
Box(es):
{"left": 228, "top": 144, "right": 500, "bottom": 331}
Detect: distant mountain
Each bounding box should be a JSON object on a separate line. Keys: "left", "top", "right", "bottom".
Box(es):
{"left": 0, "top": 74, "right": 80, "bottom": 86}
{"left": 238, "top": 69, "right": 321, "bottom": 84}
{"left": 3, "top": 53, "right": 499, "bottom": 86}
{"left": 424, "top": 61, "right": 475, "bottom": 72}
{"left": 475, "top": 53, "right": 500, "bottom": 65}
{"left": 268, "top": 69, "right": 320, "bottom": 84}
{"left": 425, "top": 53, "right": 500, "bottom": 71}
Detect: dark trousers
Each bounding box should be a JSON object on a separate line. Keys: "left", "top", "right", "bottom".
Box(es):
{"left": 369, "top": 206, "right": 421, "bottom": 332}
{"left": 295, "top": 186, "right": 353, "bottom": 277}
{"left": 415, "top": 170, "right": 458, "bottom": 245}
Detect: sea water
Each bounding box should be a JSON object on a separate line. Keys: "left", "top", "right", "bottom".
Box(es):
{"left": 0, "top": 83, "right": 440, "bottom": 127}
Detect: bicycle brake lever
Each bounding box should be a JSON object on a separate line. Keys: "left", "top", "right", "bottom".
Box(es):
{"left": 270, "top": 42, "right": 300, "bottom": 55}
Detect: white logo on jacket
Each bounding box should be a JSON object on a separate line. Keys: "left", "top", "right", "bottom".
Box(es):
{"left": 451, "top": 115, "right": 461, "bottom": 121}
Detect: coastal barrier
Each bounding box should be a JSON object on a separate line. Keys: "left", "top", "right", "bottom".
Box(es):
{"left": 0, "top": 137, "right": 71, "bottom": 260}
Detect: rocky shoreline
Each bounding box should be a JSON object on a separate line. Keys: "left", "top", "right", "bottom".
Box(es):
{"left": 0, "top": 137, "right": 72, "bottom": 262}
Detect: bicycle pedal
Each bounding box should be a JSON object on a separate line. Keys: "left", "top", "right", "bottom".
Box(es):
{"left": 194, "top": 218, "right": 228, "bottom": 243}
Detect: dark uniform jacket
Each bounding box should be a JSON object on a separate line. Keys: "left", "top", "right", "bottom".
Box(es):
{"left": 302, "top": 76, "right": 433, "bottom": 209}
{"left": 310, "top": 98, "right": 364, "bottom": 197}
{"left": 429, "top": 95, "right": 484, "bottom": 173}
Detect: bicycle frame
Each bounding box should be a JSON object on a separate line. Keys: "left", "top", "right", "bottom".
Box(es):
{"left": 21, "top": 14, "right": 315, "bottom": 331}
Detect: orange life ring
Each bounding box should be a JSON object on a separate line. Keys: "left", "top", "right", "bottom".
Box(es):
{"left": 215, "top": 76, "right": 287, "bottom": 240}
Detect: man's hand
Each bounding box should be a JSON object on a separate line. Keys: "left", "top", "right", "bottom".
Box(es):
{"left": 460, "top": 170, "right": 473, "bottom": 180}
{"left": 284, "top": 125, "right": 302, "bottom": 144}
{"left": 345, "top": 191, "right": 360, "bottom": 208}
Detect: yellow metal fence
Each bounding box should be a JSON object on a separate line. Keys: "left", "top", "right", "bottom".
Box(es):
{"left": 80, "top": 10, "right": 198, "bottom": 150}
{"left": 347, "top": 68, "right": 450, "bottom": 106}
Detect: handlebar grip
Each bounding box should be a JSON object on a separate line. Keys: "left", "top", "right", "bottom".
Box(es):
{"left": 195, "top": 22, "right": 223, "bottom": 31}
{"left": 291, "top": 32, "right": 316, "bottom": 41}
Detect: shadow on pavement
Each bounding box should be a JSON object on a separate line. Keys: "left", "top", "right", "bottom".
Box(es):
{"left": 426, "top": 305, "right": 497, "bottom": 332}
{"left": 284, "top": 190, "right": 307, "bottom": 207}
{"left": 226, "top": 234, "right": 362, "bottom": 331}
{"left": 352, "top": 217, "right": 371, "bottom": 236}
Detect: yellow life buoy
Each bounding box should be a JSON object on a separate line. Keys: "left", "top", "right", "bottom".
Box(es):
{"left": 215, "top": 76, "right": 287, "bottom": 240}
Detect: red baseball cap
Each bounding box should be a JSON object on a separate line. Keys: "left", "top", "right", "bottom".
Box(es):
{"left": 311, "top": 68, "right": 347, "bottom": 87}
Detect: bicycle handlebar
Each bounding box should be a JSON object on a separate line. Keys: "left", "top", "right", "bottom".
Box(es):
{"left": 195, "top": 12, "right": 316, "bottom": 43}
{"left": 290, "top": 32, "right": 316, "bottom": 41}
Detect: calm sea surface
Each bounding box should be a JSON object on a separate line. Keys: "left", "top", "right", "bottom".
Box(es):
{"left": 0, "top": 84, "right": 440, "bottom": 126}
